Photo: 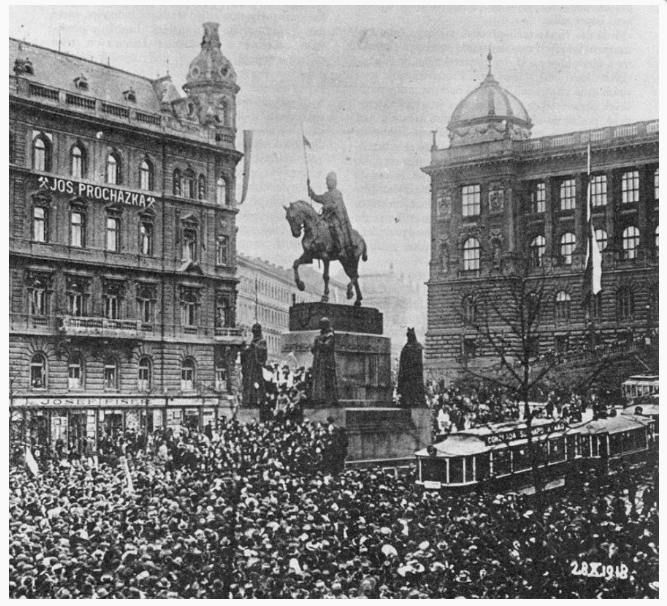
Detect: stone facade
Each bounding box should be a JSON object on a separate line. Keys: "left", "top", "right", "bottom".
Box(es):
{"left": 423, "top": 63, "right": 659, "bottom": 381}
{"left": 9, "top": 25, "right": 245, "bottom": 447}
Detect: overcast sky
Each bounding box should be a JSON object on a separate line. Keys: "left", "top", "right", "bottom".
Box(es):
{"left": 9, "top": 5, "right": 659, "bottom": 286}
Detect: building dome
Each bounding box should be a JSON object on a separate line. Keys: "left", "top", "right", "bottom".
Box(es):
{"left": 447, "top": 53, "right": 532, "bottom": 146}
{"left": 185, "top": 22, "right": 237, "bottom": 87}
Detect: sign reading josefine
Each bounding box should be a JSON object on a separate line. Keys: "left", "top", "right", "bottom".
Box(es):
{"left": 38, "top": 175, "right": 157, "bottom": 208}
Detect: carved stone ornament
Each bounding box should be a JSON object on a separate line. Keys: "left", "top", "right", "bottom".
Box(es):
{"left": 489, "top": 187, "right": 505, "bottom": 213}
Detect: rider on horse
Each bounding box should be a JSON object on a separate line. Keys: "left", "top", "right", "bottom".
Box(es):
{"left": 307, "top": 172, "right": 355, "bottom": 260}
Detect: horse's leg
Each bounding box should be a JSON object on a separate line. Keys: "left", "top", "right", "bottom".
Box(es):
{"left": 293, "top": 253, "right": 311, "bottom": 291}
{"left": 321, "top": 259, "right": 330, "bottom": 303}
{"left": 349, "top": 257, "right": 363, "bottom": 307}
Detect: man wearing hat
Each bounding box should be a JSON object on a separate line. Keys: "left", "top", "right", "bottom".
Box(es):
{"left": 307, "top": 172, "right": 355, "bottom": 259}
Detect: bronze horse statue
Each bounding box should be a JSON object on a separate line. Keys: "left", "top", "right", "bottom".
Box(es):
{"left": 284, "top": 200, "right": 368, "bottom": 306}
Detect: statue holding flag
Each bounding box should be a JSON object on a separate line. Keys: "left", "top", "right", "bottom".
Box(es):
{"left": 284, "top": 132, "right": 368, "bottom": 306}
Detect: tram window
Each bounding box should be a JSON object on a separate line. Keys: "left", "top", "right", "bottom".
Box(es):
{"left": 567, "top": 436, "right": 582, "bottom": 458}
{"left": 464, "top": 456, "right": 474, "bottom": 483}
{"left": 449, "top": 458, "right": 464, "bottom": 484}
{"left": 549, "top": 438, "right": 566, "bottom": 462}
{"left": 476, "top": 453, "right": 490, "bottom": 480}
{"left": 609, "top": 434, "right": 622, "bottom": 455}
{"left": 421, "top": 458, "right": 447, "bottom": 483}
{"left": 533, "top": 441, "right": 549, "bottom": 467}
{"left": 590, "top": 436, "right": 599, "bottom": 457}
{"left": 493, "top": 450, "right": 511, "bottom": 476}
{"left": 512, "top": 447, "right": 530, "bottom": 471}
{"left": 637, "top": 430, "right": 647, "bottom": 449}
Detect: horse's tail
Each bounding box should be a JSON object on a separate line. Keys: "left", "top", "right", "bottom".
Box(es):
{"left": 362, "top": 240, "right": 368, "bottom": 262}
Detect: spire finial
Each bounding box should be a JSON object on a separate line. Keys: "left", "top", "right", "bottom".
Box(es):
{"left": 487, "top": 48, "right": 493, "bottom": 75}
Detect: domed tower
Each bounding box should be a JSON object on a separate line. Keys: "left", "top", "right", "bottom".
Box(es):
{"left": 447, "top": 52, "right": 532, "bottom": 147}
{"left": 182, "top": 22, "right": 239, "bottom": 130}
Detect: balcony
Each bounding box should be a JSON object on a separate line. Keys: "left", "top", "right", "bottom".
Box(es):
{"left": 214, "top": 326, "right": 244, "bottom": 344}
{"left": 59, "top": 316, "right": 145, "bottom": 340}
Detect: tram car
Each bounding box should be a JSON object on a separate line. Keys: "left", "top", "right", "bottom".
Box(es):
{"left": 415, "top": 414, "right": 656, "bottom": 494}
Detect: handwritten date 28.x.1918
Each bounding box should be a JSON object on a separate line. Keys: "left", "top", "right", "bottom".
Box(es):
{"left": 570, "top": 561, "right": 628, "bottom": 580}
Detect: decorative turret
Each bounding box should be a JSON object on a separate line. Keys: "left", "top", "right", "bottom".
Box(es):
{"left": 182, "top": 22, "right": 239, "bottom": 129}
{"left": 447, "top": 51, "right": 532, "bottom": 147}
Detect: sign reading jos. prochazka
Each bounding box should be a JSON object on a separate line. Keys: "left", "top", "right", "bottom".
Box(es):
{"left": 38, "top": 175, "right": 158, "bottom": 208}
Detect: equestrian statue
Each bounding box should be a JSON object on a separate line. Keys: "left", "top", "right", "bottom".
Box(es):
{"left": 284, "top": 171, "right": 367, "bottom": 306}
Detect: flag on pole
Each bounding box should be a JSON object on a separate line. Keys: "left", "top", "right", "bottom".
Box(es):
{"left": 302, "top": 134, "right": 312, "bottom": 149}
{"left": 120, "top": 456, "right": 135, "bottom": 494}
{"left": 25, "top": 446, "right": 40, "bottom": 477}
{"left": 239, "top": 130, "right": 253, "bottom": 204}
{"left": 582, "top": 144, "right": 602, "bottom": 308}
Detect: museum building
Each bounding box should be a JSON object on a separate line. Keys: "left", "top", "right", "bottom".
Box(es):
{"left": 9, "top": 23, "right": 245, "bottom": 446}
{"left": 423, "top": 56, "right": 658, "bottom": 378}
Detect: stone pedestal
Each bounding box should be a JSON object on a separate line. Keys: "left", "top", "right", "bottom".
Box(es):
{"left": 279, "top": 303, "right": 431, "bottom": 464}
{"left": 283, "top": 303, "right": 391, "bottom": 407}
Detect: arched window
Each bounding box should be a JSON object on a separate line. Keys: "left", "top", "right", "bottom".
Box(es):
{"left": 216, "top": 177, "right": 227, "bottom": 205}
{"left": 560, "top": 232, "right": 576, "bottom": 265}
{"left": 622, "top": 226, "right": 640, "bottom": 260}
{"left": 70, "top": 144, "right": 87, "bottom": 179}
{"left": 529, "top": 235, "right": 545, "bottom": 267}
{"left": 198, "top": 174, "right": 206, "bottom": 200}
{"left": 555, "top": 291, "right": 571, "bottom": 321}
{"left": 138, "top": 357, "right": 152, "bottom": 392}
{"left": 33, "top": 134, "right": 52, "bottom": 172}
{"left": 140, "top": 158, "right": 154, "bottom": 191}
{"left": 594, "top": 228, "right": 608, "bottom": 251}
{"left": 106, "top": 152, "right": 122, "bottom": 185}
{"left": 173, "top": 168, "right": 182, "bottom": 196}
{"left": 616, "top": 287, "right": 634, "bottom": 320}
{"left": 104, "top": 358, "right": 119, "bottom": 390}
{"left": 181, "top": 359, "right": 196, "bottom": 391}
{"left": 183, "top": 168, "right": 195, "bottom": 199}
{"left": 462, "top": 295, "right": 477, "bottom": 323}
{"left": 68, "top": 356, "right": 83, "bottom": 390}
{"left": 462, "top": 238, "right": 480, "bottom": 271}
{"left": 30, "top": 353, "right": 47, "bottom": 389}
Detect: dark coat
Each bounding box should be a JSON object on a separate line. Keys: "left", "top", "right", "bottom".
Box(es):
{"left": 311, "top": 329, "right": 338, "bottom": 406}
{"left": 397, "top": 335, "right": 426, "bottom": 407}
{"left": 240, "top": 337, "right": 268, "bottom": 407}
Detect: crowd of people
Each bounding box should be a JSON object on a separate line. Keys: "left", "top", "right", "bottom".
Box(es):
{"left": 10, "top": 413, "right": 658, "bottom": 598}
{"left": 262, "top": 364, "right": 312, "bottom": 423}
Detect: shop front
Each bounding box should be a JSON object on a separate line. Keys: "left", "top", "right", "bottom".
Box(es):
{"left": 10, "top": 395, "right": 228, "bottom": 453}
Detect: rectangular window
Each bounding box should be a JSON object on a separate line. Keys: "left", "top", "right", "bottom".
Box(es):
{"left": 71, "top": 212, "right": 84, "bottom": 248}
{"left": 33, "top": 207, "right": 46, "bottom": 242}
{"left": 137, "top": 298, "right": 153, "bottom": 324}
{"left": 590, "top": 175, "right": 607, "bottom": 207}
{"left": 104, "top": 295, "right": 120, "bottom": 320}
{"left": 559, "top": 179, "right": 576, "bottom": 211}
{"left": 621, "top": 170, "right": 639, "bottom": 204}
{"left": 68, "top": 363, "right": 82, "bottom": 390}
{"left": 104, "top": 365, "right": 117, "bottom": 390}
{"left": 106, "top": 217, "right": 120, "bottom": 252}
{"left": 31, "top": 289, "right": 46, "bottom": 316}
{"left": 461, "top": 184, "right": 481, "bottom": 217}
{"left": 216, "top": 235, "right": 229, "bottom": 265}
{"left": 463, "top": 337, "right": 477, "bottom": 359}
{"left": 140, "top": 222, "right": 154, "bottom": 256}
{"left": 68, "top": 292, "right": 85, "bottom": 317}
{"left": 654, "top": 168, "right": 659, "bottom": 201}
{"left": 215, "top": 366, "right": 228, "bottom": 391}
{"left": 530, "top": 182, "right": 546, "bottom": 214}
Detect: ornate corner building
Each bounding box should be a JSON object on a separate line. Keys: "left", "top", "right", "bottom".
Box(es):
{"left": 9, "top": 23, "right": 246, "bottom": 446}
{"left": 422, "top": 55, "right": 658, "bottom": 379}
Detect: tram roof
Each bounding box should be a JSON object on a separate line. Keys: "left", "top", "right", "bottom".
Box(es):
{"left": 416, "top": 415, "right": 653, "bottom": 458}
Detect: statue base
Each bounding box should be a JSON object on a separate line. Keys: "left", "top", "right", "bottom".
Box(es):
{"left": 282, "top": 303, "right": 391, "bottom": 407}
